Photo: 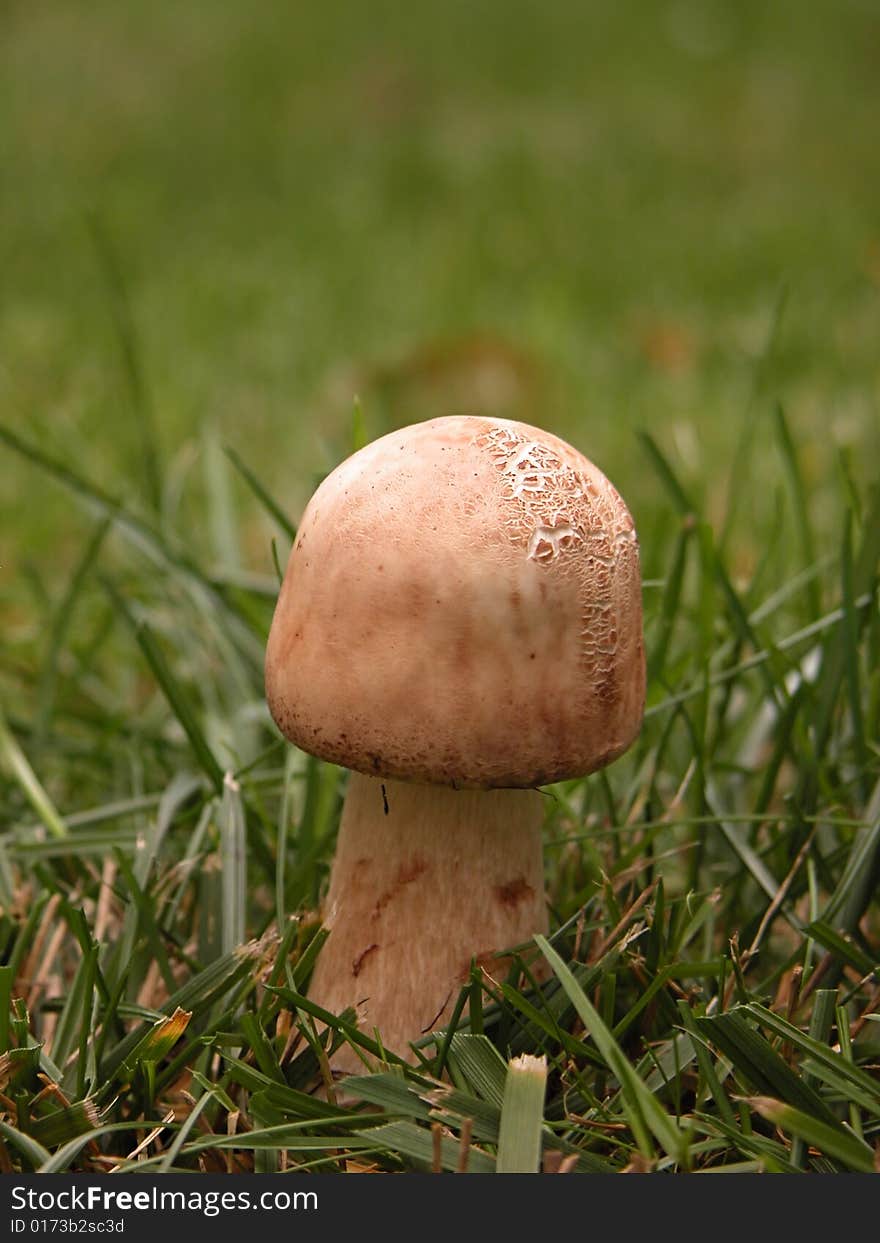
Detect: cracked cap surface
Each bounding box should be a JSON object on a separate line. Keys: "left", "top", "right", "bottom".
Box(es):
{"left": 265, "top": 415, "right": 645, "bottom": 788}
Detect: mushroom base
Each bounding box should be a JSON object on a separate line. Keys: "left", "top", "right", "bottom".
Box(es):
{"left": 307, "top": 774, "right": 547, "bottom": 1074}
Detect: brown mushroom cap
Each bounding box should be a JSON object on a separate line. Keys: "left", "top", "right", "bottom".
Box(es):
{"left": 265, "top": 415, "right": 645, "bottom": 788}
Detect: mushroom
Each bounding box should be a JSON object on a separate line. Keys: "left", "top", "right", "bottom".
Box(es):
{"left": 265, "top": 415, "right": 644, "bottom": 1069}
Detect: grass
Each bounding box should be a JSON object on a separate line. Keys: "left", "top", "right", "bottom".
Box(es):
{"left": 1, "top": 0, "right": 879, "bottom": 1175}
{"left": 0, "top": 399, "right": 877, "bottom": 1173}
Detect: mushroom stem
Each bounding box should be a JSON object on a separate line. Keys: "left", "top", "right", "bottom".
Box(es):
{"left": 308, "top": 773, "right": 547, "bottom": 1070}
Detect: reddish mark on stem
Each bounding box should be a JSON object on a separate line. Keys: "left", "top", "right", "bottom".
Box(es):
{"left": 396, "top": 856, "right": 428, "bottom": 886}
{"left": 352, "top": 944, "right": 379, "bottom": 977}
{"left": 371, "top": 855, "right": 429, "bottom": 920}
{"left": 494, "top": 875, "right": 534, "bottom": 908}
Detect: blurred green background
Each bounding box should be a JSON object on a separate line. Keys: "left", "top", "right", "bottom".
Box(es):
{"left": 3, "top": 0, "right": 879, "bottom": 575}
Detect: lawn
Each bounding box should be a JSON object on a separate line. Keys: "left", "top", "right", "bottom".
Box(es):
{"left": 0, "top": 0, "right": 878, "bottom": 1173}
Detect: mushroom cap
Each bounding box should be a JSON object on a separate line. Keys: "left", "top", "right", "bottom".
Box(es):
{"left": 265, "top": 415, "right": 645, "bottom": 788}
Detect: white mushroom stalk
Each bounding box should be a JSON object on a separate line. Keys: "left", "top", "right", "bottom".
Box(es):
{"left": 265, "top": 415, "right": 645, "bottom": 1068}
{"left": 306, "top": 775, "right": 545, "bottom": 1069}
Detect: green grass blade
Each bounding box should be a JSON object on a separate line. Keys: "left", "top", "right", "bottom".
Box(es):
{"left": 647, "top": 521, "right": 692, "bottom": 687}
{"left": 805, "top": 921, "right": 878, "bottom": 979}
{"left": 840, "top": 512, "right": 868, "bottom": 794}
{"left": 696, "top": 1010, "right": 843, "bottom": 1127}
{"left": 638, "top": 430, "right": 695, "bottom": 515}
{"left": 350, "top": 396, "right": 368, "bottom": 451}
{"left": 118, "top": 1007, "right": 192, "bottom": 1083}
{"left": 742, "top": 1003, "right": 880, "bottom": 1114}
{"left": 102, "top": 945, "right": 260, "bottom": 1076}
{"left": 238, "top": 1012, "right": 284, "bottom": 1084}
{"left": 0, "top": 424, "right": 262, "bottom": 665}
{"left": 266, "top": 984, "right": 407, "bottom": 1066}
{"left": 354, "top": 1120, "right": 495, "bottom": 1173}
{"left": 496, "top": 1053, "right": 547, "bottom": 1173}
{"left": 0, "top": 702, "right": 68, "bottom": 840}
{"left": 537, "top": 934, "right": 686, "bottom": 1163}
{"left": 220, "top": 773, "right": 247, "bottom": 954}
{"left": 36, "top": 1120, "right": 170, "bottom": 1173}
{"left": 675, "top": 1001, "right": 736, "bottom": 1126}
{"left": 34, "top": 517, "right": 112, "bottom": 742}
{"left": 345, "top": 1071, "right": 433, "bottom": 1120}
{"left": 103, "top": 578, "right": 224, "bottom": 793}
{"left": 446, "top": 1033, "right": 509, "bottom": 1108}
{"left": 204, "top": 428, "right": 241, "bottom": 571}
{"left": 30, "top": 1099, "right": 100, "bottom": 1148}
{"left": 424, "top": 1086, "right": 502, "bottom": 1144}
{"left": 0, "top": 1120, "right": 52, "bottom": 1171}
{"left": 748, "top": 1097, "right": 875, "bottom": 1172}
{"left": 821, "top": 777, "right": 880, "bottom": 935}
{"left": 50, "top": 941, "right": 98, "bottom": 1092}
{"left": 224, "top": 444, "right": 297, "bottom": 540}
{"left": 771, "top": 402, "right": 820, "bottom": 619}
